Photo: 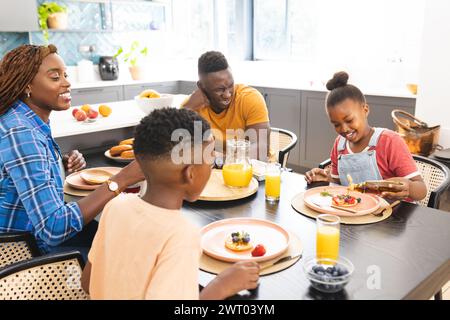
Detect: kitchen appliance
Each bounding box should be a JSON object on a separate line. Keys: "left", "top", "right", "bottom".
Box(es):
{"left": 99, "top": 56, "right": 119, "bottom": 81}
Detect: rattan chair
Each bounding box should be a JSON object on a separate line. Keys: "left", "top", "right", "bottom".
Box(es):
{"left": 0, "top": 251, "right": 89, "bottom": 300}
{"left": 0, "top": 232, "right": 42, "bottom": 269}
{"left": 270, "top": 127, "right": 298, "bottom": 168}
{"left": 318, "top": 155, "right": 450, "bottom": 209}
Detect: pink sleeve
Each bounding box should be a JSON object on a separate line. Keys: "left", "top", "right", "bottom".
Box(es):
{"left": 330, "top": 137, "right": 340, "bottom": 177}
{"left": 384, "top": 132, "right": 419, "bottom": 179}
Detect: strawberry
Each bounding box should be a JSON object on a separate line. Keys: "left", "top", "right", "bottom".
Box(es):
{"left": 251, "top": 244, "right": 266, "bottom": 257}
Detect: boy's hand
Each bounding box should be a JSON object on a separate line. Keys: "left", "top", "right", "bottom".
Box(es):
{"left": 380, "top": 177, "right": 410, "bottom": 200}
{"left": 203, "top": 261, "right": 260, "bottom": 299}
{"left": 305, "top": 167, "right": 329, "bottom": 184}
{"left": 63, "top": 150, "right": 86, "bottom": 173}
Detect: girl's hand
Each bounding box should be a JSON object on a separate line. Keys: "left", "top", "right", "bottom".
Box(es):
{"left": 305, "top": 167, "right": 329, "bottom": 184}
{"left": 380, "top": 177, "right": 410, "bottom": 200}
{"left": 63, "top": 150, "right": 86, "bottom": 173}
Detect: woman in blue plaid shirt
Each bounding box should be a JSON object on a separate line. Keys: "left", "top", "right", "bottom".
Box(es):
{"left": 0, "top": 44, "right": 144, "bottom": 255}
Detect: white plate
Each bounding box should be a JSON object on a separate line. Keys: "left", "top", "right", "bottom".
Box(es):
{"left": 104, "top": 150, "right": 133, "bottom": 163}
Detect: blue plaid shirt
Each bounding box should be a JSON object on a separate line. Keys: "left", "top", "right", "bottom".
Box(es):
{"left": 0, "top": 101, "right": 83, "bottom": 252}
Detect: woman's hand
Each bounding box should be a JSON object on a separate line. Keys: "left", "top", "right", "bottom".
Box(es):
{"left": 113, "top": 160, "right": 145, "bottom": 188}
{"left": 380, "top": 177, "right": 410, "bottom": 200}
{"left": 63, "top": 150, "right": 86, "bottom": 173}
{"left": 305, "top": 167, "right": 330, "bottom": 184}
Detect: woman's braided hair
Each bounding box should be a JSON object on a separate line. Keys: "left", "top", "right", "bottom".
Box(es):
{"left": 0, "top": 44, "right": 57, "bottom": 115}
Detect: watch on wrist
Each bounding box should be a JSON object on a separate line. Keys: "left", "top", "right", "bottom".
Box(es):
{"left": 106, "top": 179, "right": 120, "bottom": 196}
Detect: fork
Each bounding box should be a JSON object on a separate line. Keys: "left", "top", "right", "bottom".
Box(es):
{"left": 260, "top": 254, "right": 302, "bottom": 272}
{"left": 373, "top": 200, "right": 401, "bottom": 217}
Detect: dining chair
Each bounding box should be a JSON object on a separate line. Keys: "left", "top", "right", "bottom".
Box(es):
{"left": 318, "top": 154, "right": 450, "bottom": 299}
{"left": 0, "top": 250, "right": 89, "bottom": 300}
{"left": 270, "top": 127, "right": 298, "bottom": 169}
{"left": 0, "top": 232, "right": 42, "bottom": 269}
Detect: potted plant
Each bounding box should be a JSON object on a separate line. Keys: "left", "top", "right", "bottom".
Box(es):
{"left": 114, "top": 41, "right": 149, "bottom": 80}
{"left": 38, "top": 2, "right": 68, "bottom": 43}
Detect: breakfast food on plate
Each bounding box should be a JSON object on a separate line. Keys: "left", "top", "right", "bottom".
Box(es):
{"left": 331, "top": 194, "right": 361, "bottom": 207}
{"left": 120, "top": 150, "right": 135, "bottom": 159}
{"left": 139, "top": 89, "right": 161, "bottom": 99}
{"left": 251, "top": 244, "right": 266, "bottom": 257}
{"left": 109, "top": 144, "right": 133, "bottom": 157}
{"left": 80, "top": 169, "right": 113, "bottom": 185}
{"left": 119, "top": 138, "right": 134, "bottom": 146}
{"left": 225, "top": 231, "right": 253, "bottom": 252}
{"left": 98, "top": 104, "right": 112, "bottom": 117}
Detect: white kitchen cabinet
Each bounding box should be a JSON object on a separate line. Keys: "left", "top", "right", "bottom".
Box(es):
{"left": 71, "top": 86, "right": 124, "bottom": 106}
{"left": 123, "top": 81, "right": 179, "bottom": 99}
{"left": 259, "top": 87, "right": 302, "bottom": 169}
{"left": 0, "top": 0, "right": 39, "bottom": 31}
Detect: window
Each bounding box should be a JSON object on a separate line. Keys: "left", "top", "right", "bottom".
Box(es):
{"left": 254, "top": 1, "right": 424, "bottom": 72}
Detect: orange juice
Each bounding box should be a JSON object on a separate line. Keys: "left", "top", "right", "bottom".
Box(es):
{"left": 222, "top": 164, "right": 253, "bottom": 187}
{"left": 265, "top": 174, "right": 281, "bottom": 199}
{"left": 316, "top": 225, "right": 340, "bottom": 261}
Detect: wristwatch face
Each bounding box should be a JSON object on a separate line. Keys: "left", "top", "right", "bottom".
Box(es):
{"left": 108, "top": 180, "right": 119, "bottom": 192}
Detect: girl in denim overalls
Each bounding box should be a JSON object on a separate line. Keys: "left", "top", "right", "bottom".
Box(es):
{"left": 305, "top": 72, "right": 427, "bottom": 202}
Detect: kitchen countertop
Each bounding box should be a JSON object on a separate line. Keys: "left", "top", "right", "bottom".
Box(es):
{"left": 50, "top": 95, "right": 187, "bottom": 138}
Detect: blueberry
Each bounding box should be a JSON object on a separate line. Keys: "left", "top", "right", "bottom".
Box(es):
{"left": 337, "top": 266, "right": 349, "bottom": 276}
{"left": 316, "top": 271, "right": 325, "bottom": 276}
{"left": 232, "top": 236, "right": 239, "bottom": 243}
{"left": 332, "top": 271, "right": 339, "bottom": 277}
{"left": 326, "top": 267, "right": 335, "bottom": 274}
{"left": 242, "top": 236, "right": 250, "bottom": 243}
{"left": 313, "top": 266, "right": 325, "bottom": 274}
{"left": 231, "top": 232, "right": 238, "bottom": 237}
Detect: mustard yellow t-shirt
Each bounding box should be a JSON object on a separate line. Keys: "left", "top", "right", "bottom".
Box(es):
{"left": 196, "top": 84, "right": 269, "bottom": 144}
{"left": 88, "top": 193, "right": 201, "bottom": 300}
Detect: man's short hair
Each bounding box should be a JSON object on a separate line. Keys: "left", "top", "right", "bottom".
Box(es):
{"left": 134, "top": 108, "right": 210, "bottom": 160}
{"left": 198, "top": 51, "right": 229, "bottom": 75}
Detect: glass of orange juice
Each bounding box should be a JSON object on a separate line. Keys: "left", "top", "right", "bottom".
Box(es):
{"left": 316, "top": 214, "right": 340, "bottom": 262}
{"left": 265, "top": 162, "right": 281, "bottom": 202}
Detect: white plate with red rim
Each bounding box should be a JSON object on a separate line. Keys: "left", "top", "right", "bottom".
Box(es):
{"left": 200, "top": 217, "right": 290, "bottom": 263}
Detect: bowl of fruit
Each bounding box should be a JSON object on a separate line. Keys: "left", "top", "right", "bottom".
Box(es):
{"left": 135, "top": 89, "right": 174, "bottom": 115}
{"left": 303, "top": 256, "right": 354, "bottom": 293}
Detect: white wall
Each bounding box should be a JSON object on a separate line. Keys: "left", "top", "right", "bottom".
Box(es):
{"left": 416, "top": 0, "right": 450, "bottom": 148}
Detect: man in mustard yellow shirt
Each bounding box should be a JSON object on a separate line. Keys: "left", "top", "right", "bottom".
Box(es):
{"left": 183, "top": 51, "right": 271, "bottom": 161}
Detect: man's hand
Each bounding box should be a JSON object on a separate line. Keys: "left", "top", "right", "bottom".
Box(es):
{"left": 183, "top": 89, "right": 209, "bottom": 111}
{"left": 63, "top": 150, "right": 86, "bottom": 173}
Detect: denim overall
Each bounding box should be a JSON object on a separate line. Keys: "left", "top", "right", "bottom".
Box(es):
{"left": 337, "top": 127, "right": 384, "bottom": 186}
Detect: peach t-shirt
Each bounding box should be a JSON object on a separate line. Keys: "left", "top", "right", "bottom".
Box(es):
{"left": 88, "top": 194, "right": 201, "bottom": 300}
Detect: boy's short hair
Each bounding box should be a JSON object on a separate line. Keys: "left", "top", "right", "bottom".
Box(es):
{"left": 198, "top": 51, "right": 229, "bottom": 75}
{"left": 134, "top": 108, "right": 211, "bottom": 160}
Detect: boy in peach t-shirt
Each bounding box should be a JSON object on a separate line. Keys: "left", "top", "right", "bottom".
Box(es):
{"left": 81, "top": 108, "right": 260, "bottom": 299}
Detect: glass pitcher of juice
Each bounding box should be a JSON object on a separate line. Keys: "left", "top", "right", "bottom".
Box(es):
{"left": 222, "top": 139, "right": 253, "bottom": 188}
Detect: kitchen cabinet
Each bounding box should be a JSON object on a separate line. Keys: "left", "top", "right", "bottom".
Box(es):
{"left": 123, "top": 81, "right": 179, "bottom": 99}
{"left": 299, "top": 91, "right": 416, "bottom": 170}
{"left": 178, "top": 81, "right": 198, "bottom": 94}
{"left": 71, "top": 86, "right": 123, "bottom": 106}
{"left": 0, "top": 0, "right": 39, "bottom": 31}
{"left": 259, "top": 87, "right": 301, "bottom": 169}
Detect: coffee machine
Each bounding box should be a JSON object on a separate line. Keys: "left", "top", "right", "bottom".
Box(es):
{"left": 99, "top": 56, "right": 119, "bottom": 81}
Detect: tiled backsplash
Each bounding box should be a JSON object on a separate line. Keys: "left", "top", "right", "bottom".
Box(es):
{"left": 0, "top": 0, "right": 167, "bottom": 65}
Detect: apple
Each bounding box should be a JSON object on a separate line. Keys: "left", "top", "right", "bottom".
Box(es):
{"left": 74, "top": 110, "right": 87, "bottom": 121}
{"left": 87, "top": 109, "right": 98, "bottom": 119}
{"left": 72, "top": 108, "right": 80, "bottom": 118}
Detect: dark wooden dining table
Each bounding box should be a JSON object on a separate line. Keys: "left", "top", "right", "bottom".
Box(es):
{"left": 70, "top": 151, "right": 450, "bottom": 300}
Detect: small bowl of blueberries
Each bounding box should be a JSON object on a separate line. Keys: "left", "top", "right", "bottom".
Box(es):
{"left": 303, "top": 256, "right": 354, "bottom": 293}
